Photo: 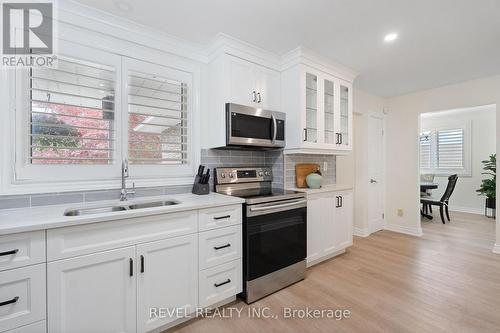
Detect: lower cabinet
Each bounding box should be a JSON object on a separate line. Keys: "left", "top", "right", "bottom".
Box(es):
{"left": 47, "top": 247, "right": 137, "bottom": 333}
{"left": 136, "top": 235, "right": 197, "bottom": 333}
{"left": 306, "top": 190, "right": 353, "bottom": 266}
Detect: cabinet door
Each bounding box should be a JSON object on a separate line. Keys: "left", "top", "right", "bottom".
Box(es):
{"left": 306, "top": 195, "right": 323, "bottom": 264}
{"left": 47, "top": 247, "right": 136, "bottom": 333}
{"left": 304, "top": 72, "right": 319, "bottom": 144}
{"left": 335, "top": 192, "right": 354, "bottom": 249}
{"left": 323, "top": 77, "right": 336, "bottom": 145}
{"left": 336, "top": 80, "right": 353, "bottom": 150}
{"left": 227, "top": 55, "right": 257, "bottom": 106}
{"left": 321, "top": 193, "right": 337, "bottom": 256}
{"left": 256, "top": 67, "right": 280, "bottom": 110}
{"left": 136, "top": 234, "right": 197, "bottom": 333}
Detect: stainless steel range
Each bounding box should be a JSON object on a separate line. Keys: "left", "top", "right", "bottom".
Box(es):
{"left": 214, "top": 166, "right": 307, "bottom": 304}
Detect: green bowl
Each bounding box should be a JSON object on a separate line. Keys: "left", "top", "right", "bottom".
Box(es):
{"left": 306, "top": 173, "right": 323, "bottom": 189}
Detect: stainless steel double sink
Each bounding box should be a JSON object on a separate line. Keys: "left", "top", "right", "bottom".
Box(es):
{"left": 63, "top": 200, "right": 180, "bottom": 216}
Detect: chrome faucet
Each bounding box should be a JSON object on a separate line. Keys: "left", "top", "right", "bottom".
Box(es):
{"left": 120, "top": 159, "right": 135, "bottom": 201}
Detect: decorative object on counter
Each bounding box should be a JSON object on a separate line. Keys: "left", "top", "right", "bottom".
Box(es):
{"left": 306, "top": 169, "right": 323, "bottom": 189}
{"left": 192, "top": 165, "right": 210, "bottom": 195}
{"left": 477, "top": 154, "right": 496, "bottom": 218}
{"left": 295, "top": 163, "right": 320, "bottom": 188}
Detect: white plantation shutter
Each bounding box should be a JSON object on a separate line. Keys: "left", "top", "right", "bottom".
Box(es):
{"left": 437, "top": 129, "right": 464, "bottom": 169}
{"left": 127, "top": 70, "right": 188, "bottom": 165}
{"left": 29, "top": 57, "right": 116, "bottom": 164}
{"left": 419, "top": 132, "right": 431, "bottom": 169}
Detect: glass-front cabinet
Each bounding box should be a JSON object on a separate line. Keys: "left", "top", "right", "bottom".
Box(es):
{"left": 299, "top": 68, "right": 353, "bottom": 152}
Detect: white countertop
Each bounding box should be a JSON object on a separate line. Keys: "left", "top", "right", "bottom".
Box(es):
{"left": 0, "top": 193, "right": 244, "bottom": 235}
{"left": 289, "top": 184, "right": 353, "bottom": 194}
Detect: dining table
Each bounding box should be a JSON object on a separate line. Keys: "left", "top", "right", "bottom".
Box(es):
{"left": 421, "top": 182, "right": 438, "bottom": 219}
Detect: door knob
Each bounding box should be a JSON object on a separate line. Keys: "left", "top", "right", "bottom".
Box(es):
{"left": 370, "top": 179, "right": 377, "bottom": 183}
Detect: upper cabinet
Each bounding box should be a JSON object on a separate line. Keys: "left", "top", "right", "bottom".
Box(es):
{"left": 282, "top": 48, "right": 356, "bottom": 154}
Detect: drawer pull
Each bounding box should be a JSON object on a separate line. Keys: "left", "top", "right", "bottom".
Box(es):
{"left": 213, "top": 243, "right": 231, "bottom": 250}
{"left": 214, "top": 279, "right": 231, "bottom": 288}
{"left": 0, "top": 296, "right": 19, "bottom": 307}
{"left": 0, "top": 249, "right": 19, "bottom": 257}
{"left": 213, "top": 215, "right": 231, "bottom": 220}
{"left": 129, "top": 258, "right": 133, "bottom": 277}
{"left": 140, "top": 255, "right": 145, "bottom": 273}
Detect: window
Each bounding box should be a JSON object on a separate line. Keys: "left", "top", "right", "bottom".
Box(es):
{"left": 419, "top": 122, "right": 470, "bottom": 176}
{"left": 29, "top": 58, "right": 116, "bottom": 165}
{"left": 127, "top": 71, "right": 188, "bottom": 165}
{"left": 9, "top": 40, "right": 198, "bottom": 192}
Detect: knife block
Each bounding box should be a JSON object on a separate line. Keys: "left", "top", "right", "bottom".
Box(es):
{"left": 192, "top": 175, "right": 209, "bottom": 195}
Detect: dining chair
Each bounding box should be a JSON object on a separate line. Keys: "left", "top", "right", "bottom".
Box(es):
{"left": 420, "top": 174, "right": 458, "bottom": 224}
{"left": 420, "top": 174, "right": 435, "bottom": 198}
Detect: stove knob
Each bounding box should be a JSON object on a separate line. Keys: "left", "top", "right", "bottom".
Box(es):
{"left": 220, "top": 172, "right": 226, "bottom": 178}
{"left": 229, "top": 173, "right": 234, "bottom": 178}
{"left": 258, "top": 172, "right": 263, "bottom": 177}
{"left": 264, "top": 171, "right": 270, "bottom": 176}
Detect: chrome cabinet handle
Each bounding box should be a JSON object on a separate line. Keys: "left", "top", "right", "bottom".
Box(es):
{"left": 0, "top": 249, "right": 18, "bottom": 257}
{"left": 303, "top": 128, "right": 308, "bottom": 142}
{"left": 213, "top": 244, "right": 231, "bottom": 250}
{"left": 257, "top": 92, "right": 261, "bottom": 103}
{"left": 0, "top": 296, "right": 19, "bottom": 307}
{"left": 252, "top": 91, "right": 256, "bottom": 102}
{"left": 214, "top": 279, "right": 231, "bottom": 288}
{"left": 370, "top": 179, "right": 378, "bottom": 183}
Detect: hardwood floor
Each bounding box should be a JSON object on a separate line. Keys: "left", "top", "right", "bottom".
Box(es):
{"left": 166, "top": 212, "right": 499, "bottom": 333}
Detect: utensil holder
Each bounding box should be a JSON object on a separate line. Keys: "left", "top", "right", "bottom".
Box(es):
{"left": 192, "top": 175, "right": 209, "bottom": 195}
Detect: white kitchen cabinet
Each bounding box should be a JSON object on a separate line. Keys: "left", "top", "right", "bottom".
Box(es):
{"left": 281, "top": 48, "right": 356, "bottom": 154}
{"left": 226, "top": 54, "right": 281, "bottom": 110}
{"left": 136, "top": 235, "right": 198, "bottom": 333}
{"left": 306, "top": 190, "right": 353, "bottom": 266}
{"left": 47, "top": 247, "right": 137, "bottom": 333}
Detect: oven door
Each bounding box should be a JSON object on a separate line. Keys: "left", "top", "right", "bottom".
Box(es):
{"left": 245, "top": 199, "right": 306, "bottom": 281}
{"left": 226, "top": 103, "right": 285, "bottom": 148}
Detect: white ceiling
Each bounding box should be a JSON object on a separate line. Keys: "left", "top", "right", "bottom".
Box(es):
{"left": 73, "top": 0, "right": 500, "bottom": 97}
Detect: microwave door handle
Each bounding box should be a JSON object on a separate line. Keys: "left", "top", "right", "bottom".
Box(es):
{"left": 271, "top": 115, "right": 277, "bottom": 144}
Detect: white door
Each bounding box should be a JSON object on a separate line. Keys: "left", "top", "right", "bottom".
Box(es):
{"left": 335, "top": 192, "right": 354, "bottom": 249}
{"left": 321, "top": 193, "right": 337, "bottom": 255}
{"left": 47, "top": 247, "right": 136, "bottom": 333}
{"left": 136, "top": 234, "right": 197, "bottom": 333}
{"left": 227, "top": 55, "right": 257, "bottom": 106}
{"left": 256, "top": 67, "right": 280, "bottom": 110}
{"left": 306, "top": 194, "right": 323, "bottom": 264}
{"left": 367, "top": 115, "right": 385, "bottom": 233}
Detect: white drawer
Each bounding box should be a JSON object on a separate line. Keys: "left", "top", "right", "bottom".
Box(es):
{"left": 0, "top": 264, "right": 46, "bottom": 333}
{"left": 198, "top": 205, "right": 242, "bottom": 231}
{"left": 3, "top": 320, "right": 45, "bottom": 333}
{"left": 47, "top": 211, "right": 197, "bottom": 261}
{"left": 0, "top": 232, "right": 45, "bottom": 272}
{"left": 199, "top": 225, "right": 242, "bottom": 270}
{"left": 199, "top": 259, "right": 242, "bottom": 307}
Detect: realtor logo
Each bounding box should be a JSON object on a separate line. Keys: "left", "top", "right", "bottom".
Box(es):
{"left": 1, "top": 1, "right": 56, "bottom": 67}
{"left": 2, "top": 2, "right": 53, "bottom": 54}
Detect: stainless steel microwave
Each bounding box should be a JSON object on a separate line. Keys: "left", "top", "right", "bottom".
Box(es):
{"left": 226, "top": 103, "right": 285, "bottom": 149}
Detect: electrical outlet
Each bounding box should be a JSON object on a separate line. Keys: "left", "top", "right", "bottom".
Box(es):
{"left": 397, "top": 209, "right": 404, "bottom": 217}
{"left": 323, "top": 161, "right": 328, "bottom": 172}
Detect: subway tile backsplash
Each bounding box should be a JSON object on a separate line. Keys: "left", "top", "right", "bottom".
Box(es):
{"left": 0, "top": 149, "right": 336, "bottom": 210}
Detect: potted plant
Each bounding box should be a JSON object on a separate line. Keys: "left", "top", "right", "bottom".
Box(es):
{"left": 477, "top": 154, "right": 496, "bottom": 218}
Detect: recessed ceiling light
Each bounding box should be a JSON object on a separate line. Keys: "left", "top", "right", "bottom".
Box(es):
{"left": 384, "top": 33, "right": 398, "bottom": 42}
{"left": 114, "top": 1, "right": 132, "bottom": 12}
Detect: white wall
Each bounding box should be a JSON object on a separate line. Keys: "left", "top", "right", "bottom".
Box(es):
{"left": 420, "top": 107, "right": 496, "bottom": 214}
{"left": 385, "top": 75, "right": 500, "bottom": 250}
{"left": 337, "top": 89, "right": 386, "bottom": 236}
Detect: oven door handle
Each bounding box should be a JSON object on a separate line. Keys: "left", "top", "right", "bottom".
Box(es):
{"left": 271, "top": 114, "right": 277, "bottom": 144}
{"left": 249, "top": 199, "right": 307, "bottom": 212}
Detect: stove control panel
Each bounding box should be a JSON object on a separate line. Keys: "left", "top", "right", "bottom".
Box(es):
{"left": 215, "top": 167, "right": 273, "bottom": 184}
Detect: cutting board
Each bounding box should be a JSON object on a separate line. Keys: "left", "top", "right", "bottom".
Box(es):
{"left": 295, "top": 163, "right": 320, "bottom": 188}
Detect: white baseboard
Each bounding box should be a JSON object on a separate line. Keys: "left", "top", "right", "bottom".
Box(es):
{"left": 448, "top": 205, "right": 483, "bottom": 215}
{"left": 384, "top": 223, "right": 423, "bottom": 237}
{"left": 353, "top": 227, "right": 371, "bottom": 238}
{"left": 493, "top": 244, "right": 500, "bottom": 255}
